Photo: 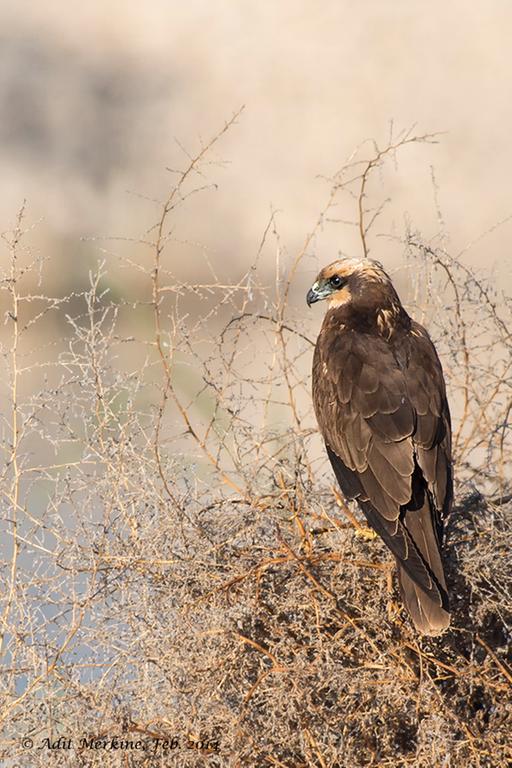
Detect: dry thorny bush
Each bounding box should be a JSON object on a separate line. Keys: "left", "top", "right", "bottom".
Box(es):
{"left": 0, "top": 113, "right": 511, "bottom": 767}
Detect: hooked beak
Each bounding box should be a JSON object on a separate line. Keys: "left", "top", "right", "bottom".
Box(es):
{"left": 306, "top": 287, "right": 319, "bottom": 306}
{"left": 306, "top": 281, "right": 329, "bottom": 307}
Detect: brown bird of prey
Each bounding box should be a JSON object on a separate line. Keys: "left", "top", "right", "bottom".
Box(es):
{"left": 307, "top": 257, "right": 452, "bottom": 635}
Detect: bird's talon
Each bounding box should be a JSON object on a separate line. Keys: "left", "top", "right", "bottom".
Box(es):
{"left": 387, "top": 600, "right": 402, "bottom": 624}
{"left": 354, "top": 526, "right": 377, "bottom": 541}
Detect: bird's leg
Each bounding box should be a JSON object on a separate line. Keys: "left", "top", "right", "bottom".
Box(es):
{"left": 385, "top": 564, "right": 403, "bottom": 626}
{"left": 331, "top": 487, "right": 377, "bottom": 540}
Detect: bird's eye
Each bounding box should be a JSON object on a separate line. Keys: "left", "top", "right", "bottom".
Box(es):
{"left": 330, "top": 275, "right": 343, "bottom": 288}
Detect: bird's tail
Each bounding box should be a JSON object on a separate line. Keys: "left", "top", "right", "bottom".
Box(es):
{"left": 398, "top": 565, "right": 450, "bottom": 635}
{"left": 398, "top": 495, "right": 450, "bottom": 636}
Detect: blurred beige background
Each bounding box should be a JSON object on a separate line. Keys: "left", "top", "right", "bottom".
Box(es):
{"left": 1, "top": 0, "right": 511, "bottom": 296}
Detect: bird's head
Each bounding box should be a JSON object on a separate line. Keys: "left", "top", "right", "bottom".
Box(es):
{"left": 306, "top": 257, "right": 396, "bottom": 310}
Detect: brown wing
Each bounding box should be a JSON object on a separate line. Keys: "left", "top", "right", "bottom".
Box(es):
{"left": 313, "top": 322, "right": 452, "bottom": 634}
{"left": 406, "top": 322, "right": 452, "bottom": 521}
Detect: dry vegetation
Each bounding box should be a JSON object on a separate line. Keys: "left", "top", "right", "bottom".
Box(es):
{"left": 0, "top": 115, "right": 511, "bottom": 767}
